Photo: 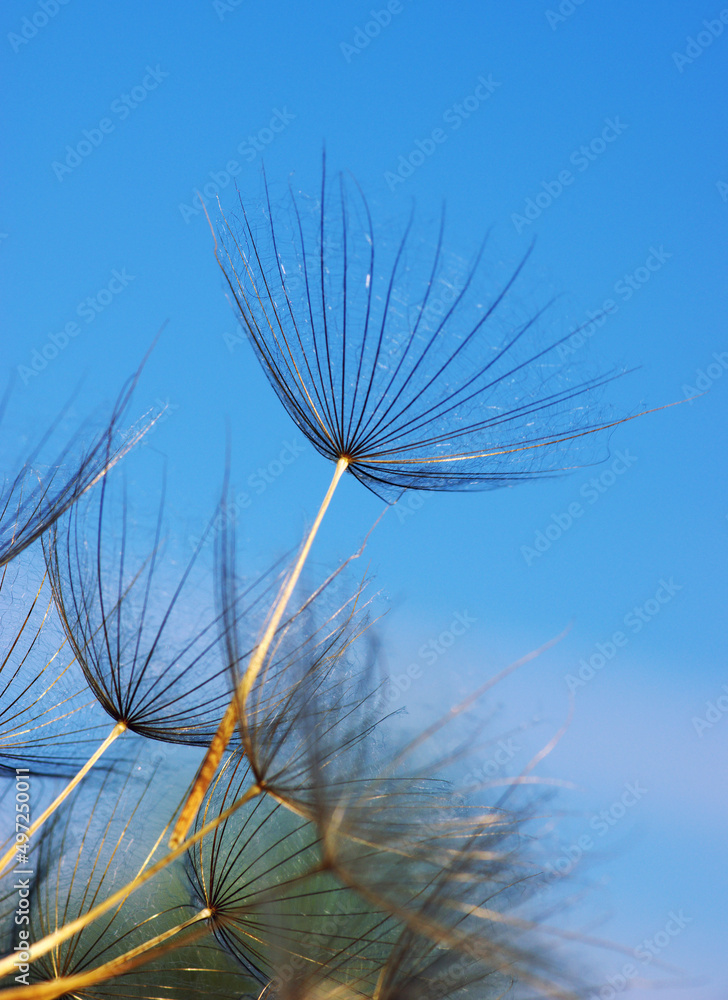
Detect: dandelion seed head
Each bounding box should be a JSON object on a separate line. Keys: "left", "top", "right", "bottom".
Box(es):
{"left": 213, "top": 162, "right": 625, "bottom": 502}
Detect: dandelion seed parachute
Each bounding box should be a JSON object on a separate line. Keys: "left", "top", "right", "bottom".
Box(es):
{"left": 173, "top": 157, "right": 649, "bottom": 846}
{"left": 185, "top": 532, "right": 578, "bottom": 999}
{"left": 187, "top": 751, "right": 398, "bottom": 996}
{"left": 43, "top": 467, "right": 246, "bottom": 748}
{"left": 33, "top": 456, "right": 381, "bottom": 877}
{"left": 169, "top": 492, "right": 381, "bottom": 848}
{"left": 214, "top": 161, "right": 625, "bottom": 502}
{"left": 0, "top": 462, "right": 259, "bottom": 877}
{"left": 294, "top": 724, "right": 586, "bottom": 1000}
{"left": 184, "top": 534, "right": 403, "bottom": 995}
{"left": 185, "top": 640, "right": 585, "bottom": 1000}
{"left": 0, "top": 594, "right": 607, "bottom": 1000}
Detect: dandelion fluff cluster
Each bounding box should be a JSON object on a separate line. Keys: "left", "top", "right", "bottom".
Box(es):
{"left": 0, "top": 164, "right": 663, "bottom": 1000}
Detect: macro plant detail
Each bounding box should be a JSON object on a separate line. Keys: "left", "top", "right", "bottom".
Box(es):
{"left": 187, "top": 750, "right": 399, "bottom": 994}
{"left": 212, "top": 163, "right": 625, "bottom": 500}
{"left": 14, "top": 754, "right": 245, "bottom": 999}
{"left": 0, "top": 165, "right": 670, "bottom": 1000}
{"left": 0, "top": 565, "right": 111, "bottom": 778}
{"left": 0, "top": 363, "right": 152, "bottom": 572}
{"left": 172, "top": 160, "right": 657, "bottom": 847}
{"left": 44, "top": 467, "right": 237, "bottom": 746}
{"left": 0, "top": 463, "right": 237, "bottom": 878}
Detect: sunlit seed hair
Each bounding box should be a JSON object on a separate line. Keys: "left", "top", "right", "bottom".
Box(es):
{"left": 215, "top": 512, "right": 384, "bottom": 806}
{"left": 0, "top": 561, "right": 111, "bottom": 776}
{"left": 173, "top": 158, "right": 674, "bottom": 851}
{"left": 18, "top": 753, "right": 245, "bottom": 1000}
{"left": 187, "top": 750, "right": 398, "bottom": 996}
{"left": 43, "top": 467, "right": 244, "bottom": 746}
{"left": 0, "top": 361, "right": 153, "bottom": 569}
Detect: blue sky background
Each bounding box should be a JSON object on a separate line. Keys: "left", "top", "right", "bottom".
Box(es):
{"left": 2, "top": 1, "right": 727, "bottom": 995}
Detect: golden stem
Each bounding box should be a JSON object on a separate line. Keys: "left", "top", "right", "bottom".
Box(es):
{"left": 168, "top": 456, "right": 349, "bottom": 849}
{"left": 0, "top": 720, "right": 127, "bottom": 877}
{"left": 0, "top": 784, "right": 262, "bottom": 981}
{"left": 0, "top": 909, "right": 211, "bottom": 1000}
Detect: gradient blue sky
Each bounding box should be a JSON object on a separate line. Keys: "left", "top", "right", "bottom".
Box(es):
{"left": 2, "top": 1, "right": 727, "bottom": 995}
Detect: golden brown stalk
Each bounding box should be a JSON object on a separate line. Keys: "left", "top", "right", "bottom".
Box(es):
{"left": 0, "top": 910, "right": 211, "bottom": 1000}
{"left": 169, "top": 456, "right": 349, "bottom": 848}
{"left": 0, "top": 720, "right": 127, "bottom": 877}
{"left": 0, "top": 783, "right": 263, "bottom": 982}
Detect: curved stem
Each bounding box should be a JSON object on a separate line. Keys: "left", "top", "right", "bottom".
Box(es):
{"left": 169, "top": 456, "right": 349, "bottom": 848}
{"left": 0, "top": 459, "right": 349, "bottom": 981}
{"left": 0, "top": 720, "right": 127, "bottom": 877}
{"left": 0, "top": 783, "right": 262, "bottom": 982}
{"left": 0, "top": 909, "right": 211, "bottom": 1000}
